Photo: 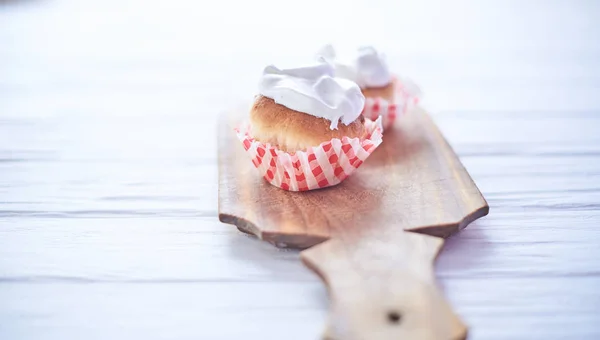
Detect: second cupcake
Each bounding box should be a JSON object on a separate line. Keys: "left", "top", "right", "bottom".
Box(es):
{"left": 317, "top": 45, "right": 420, "bottom": 130}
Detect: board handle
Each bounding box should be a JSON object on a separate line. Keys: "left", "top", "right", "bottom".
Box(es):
{"left": 300, "top": 231, "right": 467, "bottom": 340}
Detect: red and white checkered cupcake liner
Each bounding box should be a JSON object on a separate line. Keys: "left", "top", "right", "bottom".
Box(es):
{"left": 361, "top": 77, "right": 421, "bottom": 130}
{"left": 236, "top": 118, "right": 383, "bottom": 191}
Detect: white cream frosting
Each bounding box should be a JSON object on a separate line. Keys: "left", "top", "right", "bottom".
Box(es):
{"left": 258, "top": 62, "right": 365, "bottom": 130}
{"left": 317, "top": 44, "right": 392, "bottom": 88}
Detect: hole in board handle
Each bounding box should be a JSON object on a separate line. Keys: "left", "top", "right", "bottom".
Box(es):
{"left": 387, "top": 311, "right": 402, "bottom": 325}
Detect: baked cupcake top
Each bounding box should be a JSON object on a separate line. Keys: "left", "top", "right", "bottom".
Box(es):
{"left": 258, "top": 62, "right": 365, "bottom": 130}
{"left": 317, "top": 44, "right": 392, "bottom": 89}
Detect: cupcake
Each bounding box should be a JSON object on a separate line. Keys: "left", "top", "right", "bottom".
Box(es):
{"left": 237, "top": 62, "right": 383, "bottom": 191}
{"left": 317, "top": 45, "right": 420, "bottom": 130}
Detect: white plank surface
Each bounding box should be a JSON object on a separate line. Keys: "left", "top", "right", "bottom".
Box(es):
{"left": 1, "top": 0, "right": 600, "bottom": 339}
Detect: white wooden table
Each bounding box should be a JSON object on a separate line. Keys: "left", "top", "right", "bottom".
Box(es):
{"left": 1, "top": 0, "right": 599, "bottom": 339}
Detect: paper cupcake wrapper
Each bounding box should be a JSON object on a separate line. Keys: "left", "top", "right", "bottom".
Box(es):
{"left": 361, "top": 77, "right": 421, "bottom": 130}
{"left": 236, "top": 118, "right": 383, "bottom": 191}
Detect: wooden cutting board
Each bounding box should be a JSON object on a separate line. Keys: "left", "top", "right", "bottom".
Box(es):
{"left": 218, "top": 107, "right": 488, "bottom": 340}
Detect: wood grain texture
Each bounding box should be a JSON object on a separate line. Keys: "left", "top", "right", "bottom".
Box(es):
{"left": 219, "top": 108, "right": 489, "bottom": 246}
{"left": 219, "top": 108, "right": 488, "bottom": 339}
{"left": 2, "top": 0, "right": 600, "bottom": 339}
{"left": 302, "top": 233, "right": 465, "bottom": 340}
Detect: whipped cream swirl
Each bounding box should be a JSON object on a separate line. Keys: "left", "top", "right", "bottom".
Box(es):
{"left": 317, "top": 44, "right": 392, "bottom": 88}
{"left": 258, "top": 62, "right": 365, "bottom": 129}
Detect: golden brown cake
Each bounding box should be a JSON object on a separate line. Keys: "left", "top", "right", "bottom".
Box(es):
{"left": 361, "top": 78, "right": 396, "bottom": 102}
{"left": 250, "top": 96, "right": 367, "bottom": 153}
